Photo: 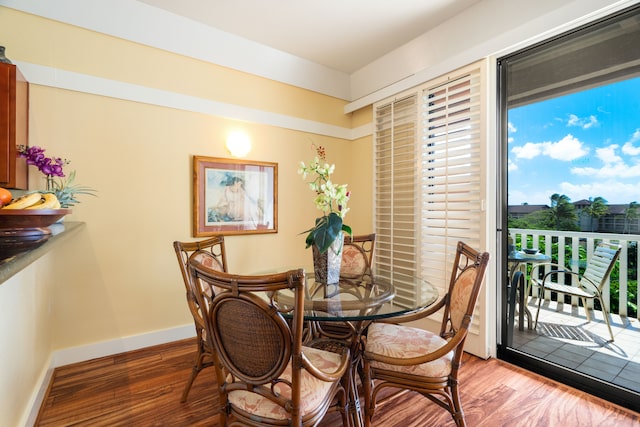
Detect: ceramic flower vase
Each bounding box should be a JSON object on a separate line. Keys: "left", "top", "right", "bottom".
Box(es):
{"left": 312, "top": 231, "right": 343, "bottom": 284}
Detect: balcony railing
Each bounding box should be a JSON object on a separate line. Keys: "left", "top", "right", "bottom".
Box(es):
{"left": 509, "top": 228, "right": 639, "bottom": 320}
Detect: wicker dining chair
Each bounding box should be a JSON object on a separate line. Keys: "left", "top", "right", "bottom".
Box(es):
{"left": 340, "top": 233, "right": 376, "bottom": 279}
{"left": 188, "top": 260, "right": 350, "bottom": 427}
{"left": 173, "top": 235, "right": 228, "bottom": 403}
{"left": 531, "top": 241, "right": 621, "bottom": 342}
{"left": 362, "top": 241, "right": 490, "bottom": 427}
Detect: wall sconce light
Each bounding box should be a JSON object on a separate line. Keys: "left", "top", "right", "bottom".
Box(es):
{"left": 226, "top": 131, "right": 252, "bottom": 157}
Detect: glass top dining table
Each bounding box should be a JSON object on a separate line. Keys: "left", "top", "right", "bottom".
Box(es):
{"left": 269, "top": 268, "right": 440, "bottom": 427}
{"left": 273, "top": 268, "right": 440, "bottom": 322}
{"left": 278, "top": 268, "right": 439, "bottom": 427}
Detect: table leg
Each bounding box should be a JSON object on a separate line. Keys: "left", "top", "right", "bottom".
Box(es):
{"left": 343, "top": 321, "right": 370, "bottom": 427}
{"left": 507, "top": 271, "right": 518, "bottom": 346}
{"left": 517, "top": 272, "right": 525, "bottom": 331}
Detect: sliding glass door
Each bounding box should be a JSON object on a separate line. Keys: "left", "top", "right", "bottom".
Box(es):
{"left": 497, "top": 4, "right": 640, "bottom": 411}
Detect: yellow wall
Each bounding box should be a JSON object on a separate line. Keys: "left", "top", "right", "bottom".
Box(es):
{"left": 0, "top": 8, "right": 373, "bottom": 425}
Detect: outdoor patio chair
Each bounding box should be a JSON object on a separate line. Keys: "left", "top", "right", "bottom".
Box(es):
{"left": 531, "top": 241, "right": 621, "bottom": 342}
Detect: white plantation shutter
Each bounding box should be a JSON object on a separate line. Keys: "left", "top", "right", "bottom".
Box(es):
{"left": 374, "top": 94, "right": 420, "bottom": 306}
{"left": 374, "top": 62, "right": 486, "bottom": 345}
{"left": 420, "top": 69, "right": 483, "bottom": 297}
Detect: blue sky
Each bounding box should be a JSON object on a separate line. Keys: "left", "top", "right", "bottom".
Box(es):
{"left": 508, "top": 76, "right": 640, "bottom": 206}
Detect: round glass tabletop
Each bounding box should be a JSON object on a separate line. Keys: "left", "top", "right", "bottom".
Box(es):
{"left": 274, "top": 269, "right": 439, "bottom": 322}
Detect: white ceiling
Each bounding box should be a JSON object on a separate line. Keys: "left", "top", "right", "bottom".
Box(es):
{"left": 137, "top": 0, "right": 481, "bottom": 74}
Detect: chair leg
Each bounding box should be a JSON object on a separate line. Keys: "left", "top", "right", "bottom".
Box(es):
{"left": 180, "top": 347, "right": 212, "bottom": 402}
{"left": 582, "top": 297, "right": 592, "bottom": 321}
{"left": 180, "top": 364, "right": 200, "bottom": 403}
{"left": 596, "top": 297, "right": 615, "bottom": 342}
{"left": 534, "top": 285, "right": 544, "bottom": 329}
{"left": 362, "top": 365, "right": 374, "bottom": 427}
{"left": 450, "top": 381, "right": 467, "bottom": 427}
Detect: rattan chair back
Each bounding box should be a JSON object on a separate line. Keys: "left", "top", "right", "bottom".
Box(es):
{"left": 340, "top": 233, "right": 376, "bottom": 279}
{"left": 172, "top": 235, "right": 227, "bottom": 402}
{"left": 441, "top": 241, "right": 488, "bottom": 338}
{"left": 188, "top": 260, "right": 349, "bottom": 426}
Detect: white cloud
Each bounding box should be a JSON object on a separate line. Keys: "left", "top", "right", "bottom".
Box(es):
{"left": 571, "top": 140, "right": 640, "bottom": 179}
{"left": 561, "top": 180, "right": 640, "bottom": 204}
{"left": 596, "top": 144, "right": 622, "bottom": 164}
{"left": 567, "top": 114, "right": 580, "bottom": 126}
{"left": 572, "top": 162, "right": 640, "bottom": 178}
{"left": 508, "top": 189, "right": 555, "bottom": 205}
{"left": 544, "top": 135, "right": 589, "bottom": 160}
{"left": 584, "top": 115, "right": 598, "bottom": 129}
{"left": 567, "top": 113, "right": 599, "bottom": 129}
{"left": 507, "top": 158, "right": 518, "bottom": 172}
{"left": 512, "top": 142, "right": 541, "bottom": 159}
{"left": 511, "top": 180, "right": 640, "bottom": 205}
{"left": 513, "top": 134, "right": 588, "bottom": 161}
{"left": 622, "top": 129, "right": 640, "bottom": 155}
{"left": 508, "top": 122, "right": 517, "bottom": 133}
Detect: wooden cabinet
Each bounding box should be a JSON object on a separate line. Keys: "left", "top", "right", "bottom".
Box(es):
{"left": 0, "top": 62, "right": 28, "bottom": 189}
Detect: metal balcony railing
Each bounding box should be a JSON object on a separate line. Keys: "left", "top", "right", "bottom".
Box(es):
{"left": 509, "top": 228, "right": 639, "bottom": 320}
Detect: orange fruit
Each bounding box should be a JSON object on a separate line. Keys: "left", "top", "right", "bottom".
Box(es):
{"left": 0, "top": 187, "right": 12, "bottom": 207}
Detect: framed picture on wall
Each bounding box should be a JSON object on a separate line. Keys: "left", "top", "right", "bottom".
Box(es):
{"left": 193, "top": 156, "right": 278, "bottom": 236}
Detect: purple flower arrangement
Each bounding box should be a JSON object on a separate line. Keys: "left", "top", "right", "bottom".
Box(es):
{"left": 18, "top": 145, "right": 68, "bottom": 179}
{"left": 17, "top": 145, "right": 96, "bottom": 207}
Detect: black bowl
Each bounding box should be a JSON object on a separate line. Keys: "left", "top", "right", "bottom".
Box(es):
{"left": 523, "top": 248, "right": 539, "bottom": 255}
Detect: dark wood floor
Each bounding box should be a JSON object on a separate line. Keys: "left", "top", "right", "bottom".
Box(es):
{"left": 36, "top": 338, "right": 640, "bottom": 426}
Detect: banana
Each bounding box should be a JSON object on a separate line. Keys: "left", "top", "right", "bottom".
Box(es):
{"left": 2, "top": 192, "right": 43, "bottom": 209}
{"left": 26, "top": 193, "right": 60, "bottom": 210}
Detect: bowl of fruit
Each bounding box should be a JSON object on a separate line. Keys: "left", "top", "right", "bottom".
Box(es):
{"left": 0, "top": 189, "right": 71, "bottom": 232}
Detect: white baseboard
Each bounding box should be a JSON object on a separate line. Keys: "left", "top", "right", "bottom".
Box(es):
{"left": 22, "top": 362, "right": 54, "bottom": 427}
{"left": 23, "top": 324, "right": 196, "bottom": 427}
{"left": 51, "top": 324, "right": 195, "bottom": 367}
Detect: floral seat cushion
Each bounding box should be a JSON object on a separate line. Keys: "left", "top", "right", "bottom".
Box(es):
{"left": 365, "top": 322, "right": 453, "bottom": 377}
{"left": 227, "top": 346, "right": 344, "bottom": 419}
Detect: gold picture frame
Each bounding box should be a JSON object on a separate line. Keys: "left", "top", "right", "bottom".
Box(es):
{"left": 193, "top": 156, "right": 278, "bottom": 236}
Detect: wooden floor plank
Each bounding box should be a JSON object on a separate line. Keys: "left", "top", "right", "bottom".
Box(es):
{"left": 35, "top": 338, "right": 640, "bottom": 426}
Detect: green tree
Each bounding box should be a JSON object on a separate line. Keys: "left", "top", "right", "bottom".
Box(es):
{"left": 583, "top": 196, "right": 608, "bottom": 232}
{"left": 508, "top": 209, "right": 555, "bottom": 230}
{"left": 549, "top": 193, "right": 579, "bottom": 231}
{"left": 624, "top": 201, "right": 639, "bottom": 234}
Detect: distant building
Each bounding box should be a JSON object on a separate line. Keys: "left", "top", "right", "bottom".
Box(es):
{"left": 598, "top": 204, "right": 639, "bottom": 234}
{"left": 508, "top": 201, "right": 640, "bottom": 234}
